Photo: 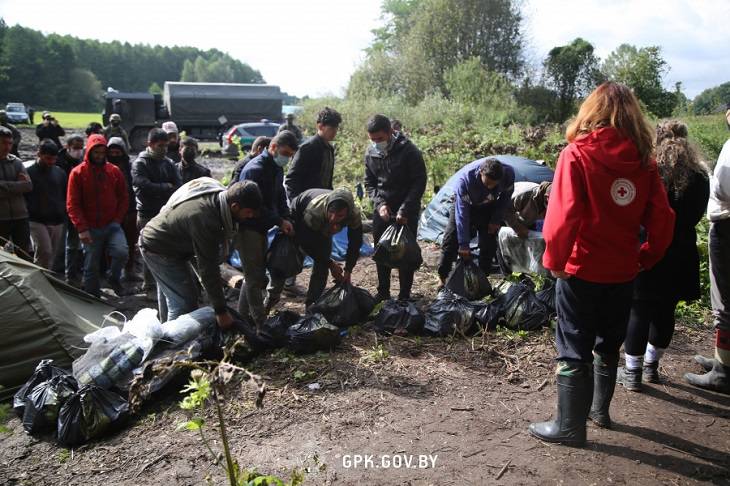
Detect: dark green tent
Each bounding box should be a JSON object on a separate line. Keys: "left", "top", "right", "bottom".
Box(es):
{"left": 0, "top": 250, "right": 115, "bottom": 401}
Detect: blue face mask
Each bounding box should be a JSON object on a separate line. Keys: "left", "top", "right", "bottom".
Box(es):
{"left": 372, "top": 140, "right": 388, "bottom": 152}
{"left": 274, "top": 153, "right": 290, "bottom": 167}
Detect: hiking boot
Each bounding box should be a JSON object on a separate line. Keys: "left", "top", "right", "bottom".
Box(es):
{"left": 588, "top": 357, "right": 617, "bottom": 429}
{"left": 375, "top": 293, "right": 391, "bottom": 304}
{"left": 684, "top": 360, "right": 730, "bottom": 395}
{"left": 264, "top": 294, "right": 280, "bottom": 315}
{"left": 694, "top": 354, "right": 716, "bottom": 372}
{"left": 107, "top": 278, "right": 125, "bottom": 297}
{"left": 283, "top": 282, "right": 306, "bottom": 297}
{"left": 643, "top": 361, "right": 660, "bottom": 384}
{"left": 617, "top": 367, "right": 642, "bottom": 392}
{"left": 529, "top": 365, "right": 591, "bottom": 447}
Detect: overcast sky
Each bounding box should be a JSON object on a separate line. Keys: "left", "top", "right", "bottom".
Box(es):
{"left": 1, "top": 0, "right": 728, "bottom": 98}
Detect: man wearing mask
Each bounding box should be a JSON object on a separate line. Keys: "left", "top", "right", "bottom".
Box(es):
{"left": 26, "top": 140, "right": 67, "bottom": 269}
{"left": 229, "top": 136, "right": 271, "bottom": 187}
{"left": 36, "top": 112, "right": 65, "bottom": 148}
{"left": 437, "top": 157, "right": 515, "bottom": 284}
{"left": 686, "top": 105, "right": 730, "bottom": 394}
{"left": 107, "top": 137, "right": 139, "bottom": 283}
{"left": 0, "top": 126, "right": 33, "bottom": 261}
{"left": 53, "top": 135, "right": 85, "bottom": 280}
{"left": 103, "top": 114, "right": 130, "bottom": 150}
{"left": 365, "top": 114, "right": 427, "bottom": 302}
{"left": 278, "top": 113, "right": 303, "bottom": 143}
{"left": 237, "top": 131, "right": 298, "bottom": 327}
{"left": 289, "top": 187, "right": 364, "bottom": 308}
{"left": 0, "top": 110, "right": 22, "bottom": 157}
{"left": 66, "top": 134, "right": 129, "bottom": 297}
{"left": 162, "top": 121, "right": 182, "bottom": 163}
{"left": 177, "top": 137, "right": 211, "bottom": 183}
{"left": 140, "top": 180, "right": 262, "bottom": 325}
{"left": 132, "top": 128, "right": 182, "bottom": 293}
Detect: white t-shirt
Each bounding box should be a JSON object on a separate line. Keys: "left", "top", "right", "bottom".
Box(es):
{"left": 708, "top": 139, "right": 730, "bottom": 221}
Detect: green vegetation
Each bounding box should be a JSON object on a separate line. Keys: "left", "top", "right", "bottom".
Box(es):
{"left": 50, "top": 111, "right": 101, "bottom": 130}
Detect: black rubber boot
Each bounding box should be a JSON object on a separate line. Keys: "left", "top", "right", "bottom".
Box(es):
{"left": 643, "top": 361, "right": 660, "bottom": 383}
{"left": 694, "top": 354, "right": 716, "bottom": 372}
{"left": 617, "top": 366, "right": 643, "bottom": 392}
{"left": 529, "top": 364, "right": 591, "bottom": 447}
{"left": 684, "top": 360, "right": 730, "bottom": 395}
{"left": 588, "top": 354, "right": 618, "bottom": 429}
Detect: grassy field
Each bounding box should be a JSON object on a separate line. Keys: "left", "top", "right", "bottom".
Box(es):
{"left": 49, "top": 111, "right": 101, "bottom": 129}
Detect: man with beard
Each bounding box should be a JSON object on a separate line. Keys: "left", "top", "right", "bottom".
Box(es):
{"left": 176, "top": 137, "right": 211, "bottom": 183}
{"left": 162, "top": 121, "right": 182, "bottom": 163}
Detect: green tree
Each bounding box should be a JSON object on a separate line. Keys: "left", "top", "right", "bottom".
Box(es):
{"left": 444, "top": 57, "right": 516, "bottom": 114}
{"left": 148, "top": 82, "right": 162, "bottom": 94}
{"left": 692, "top": 81, "right": 730, "bottom": 115}
{"left": 601, "top": 44, "right": 676, "bottom": 117}
{"left": 544, "top": 38, "right": 600, "bottom": 121}
{"left": 66, "top": 68, "right": 102, "bottom": 111}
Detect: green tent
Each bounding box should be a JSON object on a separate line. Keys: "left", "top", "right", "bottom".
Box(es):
{"left": 0, "top": 250, "right": 115, "bottom": 401}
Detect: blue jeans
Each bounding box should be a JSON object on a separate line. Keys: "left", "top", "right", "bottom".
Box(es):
{"left": 81, "top": 223, "right": 128, "bottom": 297}
{"left": 140, "top": 247, "right": 198, "bottom": 322}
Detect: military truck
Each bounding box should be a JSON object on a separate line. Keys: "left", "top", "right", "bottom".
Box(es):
{"left": 103, "top": 82, "right": 284, "bottom": 152}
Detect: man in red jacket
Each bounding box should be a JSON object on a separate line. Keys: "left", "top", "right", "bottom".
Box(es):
{"left": 67, "top": 134, "right": 129, "bottom": 297}
{"left": 528, "top": 82, "right": 675, "bottom": 447}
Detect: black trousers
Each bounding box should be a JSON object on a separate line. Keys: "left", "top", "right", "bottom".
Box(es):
{"left": 555, "top": 276, "right": 634, "bottom": 363}
{"left": 623, "top": 296, "right": 679, "bottom": 355}
{"left": 372, "top": 211, "right": 417, "bottom": 299}
{"left": 294, "top": 221, "right": 333, "bottom": 307}
{"left": 0, "top": 218, "right": 32, "bottom": 261}
{"left": 710, "top": 219, "right": 730, "bottom": 331}
{"left": 438, "top": 205, "right": 497, "bottom": 280}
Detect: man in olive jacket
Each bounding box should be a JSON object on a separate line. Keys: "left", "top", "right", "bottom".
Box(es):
{"left": 0, "top": 126, "right": 32, "bottom": 260}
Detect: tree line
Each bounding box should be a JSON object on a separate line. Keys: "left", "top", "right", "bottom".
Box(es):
{"left": 0, "top": 18, "right": 264, "bottom": 112}
{"left": 347, "top": 0, "right": 729, "bottom": 123}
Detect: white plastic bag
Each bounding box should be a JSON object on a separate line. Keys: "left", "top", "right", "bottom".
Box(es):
{"left": 162, "top": 307, "right": 217, "bottom": 346}
{"left": 124, "top": 308, "right": 164, "bottom": 341}
{"left": 83, "top": 326, "right": 122, "bottom": 345}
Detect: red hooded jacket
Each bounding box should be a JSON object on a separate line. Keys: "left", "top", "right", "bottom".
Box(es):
{"left": 542, "top": 127, "right": 675, "bottom": 283}
{"left": 67, "top": 134, "right": 129, "bottom": 233}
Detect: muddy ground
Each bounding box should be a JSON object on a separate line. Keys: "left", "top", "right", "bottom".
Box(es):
{"left": 3, "top": 128, "right": 729, "bottom": 485}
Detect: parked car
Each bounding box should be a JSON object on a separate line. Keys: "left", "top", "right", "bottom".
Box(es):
{"left": 222, "top": 120, "right": 280, "bottom": 156}
{"left": 5, "top": 103, "right": 30, "bottom": 124}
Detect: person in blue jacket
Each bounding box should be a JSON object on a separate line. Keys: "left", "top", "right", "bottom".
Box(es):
{"left": 437, "top": 157, "right": 515, "bottom": 283}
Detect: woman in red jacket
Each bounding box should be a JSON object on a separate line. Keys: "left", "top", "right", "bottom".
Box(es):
{"left": 528, "top": 82, "right": 675, "bottom": 447}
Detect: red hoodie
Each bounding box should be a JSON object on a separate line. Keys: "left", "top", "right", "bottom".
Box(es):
{"left": 542, "top": 127, "right": 675, "bottom": 283}
{"left": 66, "top": 134, "right": 128, "bottom": 233}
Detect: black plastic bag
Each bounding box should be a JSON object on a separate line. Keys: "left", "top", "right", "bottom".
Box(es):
{"left": 374, "top": 300, "right": 425, "bottom": 336}
{"left": 424, "top": 289, "right": 476, "bottom": 336}
{"left": 476, "top": 282, "right": 549, "bottom": 331}
{"left": 13, "top": 359, "right": 70, "bottom": 418}
{"left": 22, "top": 375, "right": 78, "bottom": 435}
{"left": 235, "top": 310, "right": 300, "bottom": 350}
{"left": 57, "top": 384, "right": 129, "bottom": 446}
{"left": 286, "top": 313, "right": 341, "bottom": 354}
{"left": 445, "top": 259, "right": 492, "bottom": 301}
{"left": 372, "top": 224, "right": 423, "bottom": 270}
{"left": 309, "top": 283, "right": 376, "bottom": 328}
{"left": 267, "top": 231, "right": 304, "bottom": 279}
{"left": 535, "top": 279, "right": 557, "bottom": 314}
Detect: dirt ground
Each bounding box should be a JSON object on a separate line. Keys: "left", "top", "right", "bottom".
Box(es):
{"left": 3, "top": 128, "right": 729, "bottom": 485}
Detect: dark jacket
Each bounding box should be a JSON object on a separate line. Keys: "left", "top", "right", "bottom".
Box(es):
{"left": 103, "top": 125, "right": 130, "bottom": 150}
{"left": 108, "top": 137, "right": 135, "bottom": 214}
{"left": 67, "top": 135, "right": 129, "bottom": 233}
{"left": 177, "top": 160, "right": 212, "bottom": 184}
{"left": 229, "top": 153, "right": 254, "bottom": 187}
{"left": 278, "top": 122, "right": 303, "bottom": 142}
{"left": 140, "top": 192, "right": 228, "bottom": 313}
{"left": 364, "top": 132, "right": 427, "bottom": 219}
{"left": 25, "top": 161, "right": 67, "bottom": 225}
{"left": 636, "top": 170, "right": 710, "bottom": 301}
{"left": 291, "top": 188, "right": 363, "bottom": 272}
{"left": 166, "top": 147, "right": 182, "bottom": 163}
{"left": 35, "top": 122, "right": 65, "bottom": 148}
{"left": 238, "top": 150, "right": 289, "bottom": 232}
{"left": 131, "top": 150, "right": 182, "bottom": 219}
{"left": 1, "top": 122, "right": 21, "bottom": 150}
{"left": 0, "top": 153, "right": 32, "bottom": 221}
{"left": 453, "top": 159, "right": 515, "bottom": 248}
{"left": 56, "top": 148, "right": 84, "bottom": 176}
{"left": 284, "top": 134, "right": 335, "bottom": 201}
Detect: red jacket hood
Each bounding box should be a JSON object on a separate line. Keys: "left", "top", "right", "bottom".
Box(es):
{"left": 83, "top": 134, "right": 108, "bottom": 166}
{"left": 573, "top": 127, "right": 645, "bottom": 176}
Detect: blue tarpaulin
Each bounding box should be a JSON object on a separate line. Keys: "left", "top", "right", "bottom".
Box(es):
{"left": 417, "top": 155, "right": 554, "bottom": 245}
{"left": 229, "top": 227, "right": 374, "bottom": 269}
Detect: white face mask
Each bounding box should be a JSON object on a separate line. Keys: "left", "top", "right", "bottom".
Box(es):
{"left": 274, "top": 153, "right": 290, "bottom": 167}
{"left": 372, "top": 140, "right": 388, "bottom": 152}
{"left": 68, "top": 148, "right": 83, "bottom": 160}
